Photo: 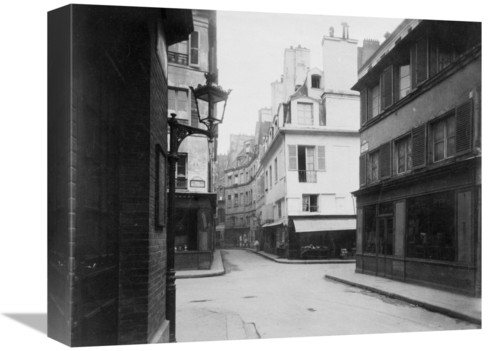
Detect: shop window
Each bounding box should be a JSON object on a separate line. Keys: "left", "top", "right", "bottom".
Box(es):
{"left": 363, "top": 205, "right": 377, "bottom": 254}
{"left": 407, "top": 191, "right": 455, "bottom": 261}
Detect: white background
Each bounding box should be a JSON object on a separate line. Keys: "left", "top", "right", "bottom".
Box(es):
{"left": 0, "top": 1, "right": 496, "bottom": 351}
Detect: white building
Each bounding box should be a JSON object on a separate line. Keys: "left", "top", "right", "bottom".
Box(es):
{"left": 258, "top": 27, "right": 360, "bottom": 259}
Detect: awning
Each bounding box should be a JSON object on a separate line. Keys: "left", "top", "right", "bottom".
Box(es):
{"left": 293, "top": 218, "right": 356, "bottom": 233}
{"left": 262, "top": 218, "right": 287, "bottom": 228}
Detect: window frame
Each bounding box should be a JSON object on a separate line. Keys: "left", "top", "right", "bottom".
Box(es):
{"left": 302, "top": 194, "right": 319, "bottom": 213}
{"left": 431, "top": 112, "right": 456, "bottom": 163}
{"left": 168, "top": 88, "right": 189, "bottom": 122}
{"left": 367, "top": 149, "right": 380, "bottom": 184}
{"left": 297, "top": 102, "right": 314, "bottom": 125}
{"left": 393, "top": 134, "right": 412, "bottom": 175}
{"left": 189, "top": 30, "right": 200, "bottom": 67}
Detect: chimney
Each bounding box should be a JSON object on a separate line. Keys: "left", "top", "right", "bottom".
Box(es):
{"left": 341, "top": 22, "right": 349, "bottom": 39}
{"left": 360, "top": 38, "right": 380, "bottom": 67}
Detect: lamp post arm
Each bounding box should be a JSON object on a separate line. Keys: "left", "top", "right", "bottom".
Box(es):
{"left": 167, "top": 117, "right": 215, "bottom": 148}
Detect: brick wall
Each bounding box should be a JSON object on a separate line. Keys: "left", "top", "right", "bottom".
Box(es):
{"left": 147, "top": 22, "right": 170, "bottom": 342}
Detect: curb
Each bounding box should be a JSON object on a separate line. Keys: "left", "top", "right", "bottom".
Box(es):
{"left": 246, "top": 248, "right": 356, "bottom": 265}
{"left": 324, "top": 274, "right": 481, "bottom": 325}
{"left": 176, "top": 251, "right": 227, "bottom": 279}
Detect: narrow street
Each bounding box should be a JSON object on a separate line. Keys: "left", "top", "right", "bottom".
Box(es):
{"left": 176, "top": 250, "right": 479, "bottom": 342}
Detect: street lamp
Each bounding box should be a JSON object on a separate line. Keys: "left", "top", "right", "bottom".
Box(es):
{"left": 166, "top": 73, "right": 231, "bottom": 342}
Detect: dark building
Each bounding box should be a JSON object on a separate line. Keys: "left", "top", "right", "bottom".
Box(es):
{"left": 352, "top": 19, "right": 481, "bottom": 296}
{"left": 48, "top": 4, "right": 193, "bottom": 346}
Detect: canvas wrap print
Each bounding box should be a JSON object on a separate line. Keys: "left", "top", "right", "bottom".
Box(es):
{"left": 48, "top": 3, "right": 481, "bottom": 347}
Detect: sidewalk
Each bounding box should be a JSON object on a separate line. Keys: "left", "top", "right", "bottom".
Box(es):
{"left": 176, "top": 248, "right": 481, "bottom": 325}
{"left": 176, "top": 249, "right": 225, "bottom": 279}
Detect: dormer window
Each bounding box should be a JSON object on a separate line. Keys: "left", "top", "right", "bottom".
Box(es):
{"left": 298, "top": 102, "right": 313, "bottom": 125}
{"left": 311, "top": 74, "right": 321, "bottom": 89}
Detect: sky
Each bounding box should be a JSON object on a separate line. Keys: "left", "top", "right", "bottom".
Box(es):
{"left": 216, "top": 11, "right": 404, "bottom": 154}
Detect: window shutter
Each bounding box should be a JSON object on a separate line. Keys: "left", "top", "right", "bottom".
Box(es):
{"left": 288, "top": 145, "right": 297, "bottom": 170}
{"left": 189, "top": 31, "right": 199, "bottom": 65}
{"left": 412, "top": 124, "right": 427, "bottom": 169}
{"left": 360, "top": 88, "right": 367, "bottom": 125}
{"left": 367, "top": 87, "right": 373, "bottom": 120}
{"left": 411, "top": 44, "right": 418, "bottom": 90}
{"left": 429, "top": 37, "right": 438, "bottom": 77}
{"left": 381, "top": 66, "right": 393, "bottom": 110}
{"left": 455, "top": 100, "right": 473, "bottom": 155}
{"left": 380, "top": 142, "right": 391, "bottom": 179}
{"left": 393, "top": 66, "right": 400, "bottom": 103}
{"left": 190, "top": 93, "right": 199, "bottom": 128}
{"left": 317, "top": 146, "right": 326, "bottom": 171}
{"left": 359, "top": 154, "right": 367, "bottom": 186}
{"left": 416, "top": 37, "right": 429, "bottom": 86}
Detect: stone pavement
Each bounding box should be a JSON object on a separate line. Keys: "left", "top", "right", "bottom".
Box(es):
{"left": 176, "top": 248, "right": 481, "bottom": 326}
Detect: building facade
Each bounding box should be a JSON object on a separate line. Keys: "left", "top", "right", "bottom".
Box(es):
{"left": 48, "top": 5, "right": 194, "bottom": 346}
{"left": 167, "top": 9, "right": 219, "bottom": 270}
{"left": 221, "top": 28, "right": 361, "bottom": 260}
{"left": 352, "top": 19, "right": 481, "bottom": 297}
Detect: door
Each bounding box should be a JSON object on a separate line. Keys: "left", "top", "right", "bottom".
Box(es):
{"left": 377, "top": 217, "right": 394, "bottom": 277}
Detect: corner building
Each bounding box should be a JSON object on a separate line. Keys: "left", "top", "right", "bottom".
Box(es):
{"left": 352, "top": 19, "right": 481, "bottom": 296}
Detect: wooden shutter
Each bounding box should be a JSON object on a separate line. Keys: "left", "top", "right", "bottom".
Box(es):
{"left": 367, "top": 87, "right": 373, "bottom": 121}
{"left": 359, "top": 154, "right": 367, "bottom": 186}
{"left": 288, "top": 145, "right": 297, "bottom": 170}
{"left": 360, "top": 88, "right": 367, "bottom": 125}
{"left": 411, "top": 124, "right": 427, "bottom": 169}
{"left": 189, "top": 31, "right": 199, "bottom": 65}
{"left": 380, "top": 142, "right": 391, "bottom": 179}
{"left": 429, "top": 37, "right": 438, "bottom": 77}
{"left": 190, "top": 93, "right": 199, "bottom": 128}
{"left": 455, "top": 100, "right": 473, "bottom": 155}
{"left": 393, "top": 66, "right": 400, "bottom": 103}
{"left": 411, "top": 44, "right": 418, "bottom": 90}
{"left": 415, "top": 37, "right": 429, "bottom": 86}
{"left": 317, "top": 146, "right": 326, "bottom": 171}
{"left": 381, "top": 66, "right": 393, "bottom": 110}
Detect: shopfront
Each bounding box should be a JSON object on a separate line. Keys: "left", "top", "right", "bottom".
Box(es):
{"left": 354, "top": 161, "right": 480, "bottom": 296}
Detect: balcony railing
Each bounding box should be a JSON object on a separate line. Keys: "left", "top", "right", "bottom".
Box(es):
{"left": 302, "top": 205, "right": 319, "bottom": 212}
{"left": 298, "top": 170, "right": 317, "bottom": 183}
{"left": 168, "top": 51, "right": 188, "bottom": 66}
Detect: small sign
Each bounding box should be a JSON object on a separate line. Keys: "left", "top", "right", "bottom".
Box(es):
{"left": 361, "top": 141, "right": 369, "bottom": 153}
{"left": 190, "top": 179, "right": 205, "bottom": 188}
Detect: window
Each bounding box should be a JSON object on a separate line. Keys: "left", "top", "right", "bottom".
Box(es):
{"left": 274, "top": 158, "right": 278, "bottom": 183}
{"left": 227, "top": 195, "right": 232, "bottom": 208}
{"left": 363, "top": 205, "right": 377, "bottom": 254}
{"left": 298, "top": 103, "right": 313, "bottom": 125}
{"left": 395, "top": 136, "right": 412, "bottom": 174}
{"left": 302, "top": 195, "right": 319, "bottom": 212}
{"left": 189, "top": 31, "right": 199, "bottom": 66}
{"left": 168, "top": 31, "right": 200, "bottom": 67}
{"left": 432, "top": 114, "right": 455, "bottom": 162}
{"left": 246, "top": 171, "right": 249, "bottom": 183}
{"left": 370, "top": 84, "right": 380, "bottom": 118}
{"left": 171, "top": 154, "right": 187, "bottom": 189}
{"left": 265, "top": 171, "right": 268, "bottom": 190}
{"left": 269, "top": 166, "right": 273, "bottom": 189}
{"left": 277, "top": 200, "right": 282, "bottom": 218}
{"left": 289, "top": 145, "right": 325, "bottom": 182}
{"left": 399, "top": 65, "right": 411, "bottom": 99}
{"left": 234, "top": 194, "right": 239, "bottom": 207}
{"left": 168, "top": 89, "right": 188, "bottom": 121}
{"left": 311, "top": 74, "right": 321, "bottom": 89}
{"left": 240, "top": 193, "right": 243, "bottom": 206}
{"left": 227, "top": 175, "right": 232, "bottom": 186}
{"left": 407, "top": 191, "right": 455, "bottom": 261}
{"left": 234, "top": 174, "right": 239, "bottom": 184}
{"left": 367, "top": 150, "right": 379, "bottom": 183}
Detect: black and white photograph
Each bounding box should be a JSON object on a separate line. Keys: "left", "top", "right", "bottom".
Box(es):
{"left": 0, "top": 1, "right": 497, "bottom": 351}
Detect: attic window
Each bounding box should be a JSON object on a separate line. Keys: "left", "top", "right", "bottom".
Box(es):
{"left": 311, "top": 75, "right": 321, "bottom": 89}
